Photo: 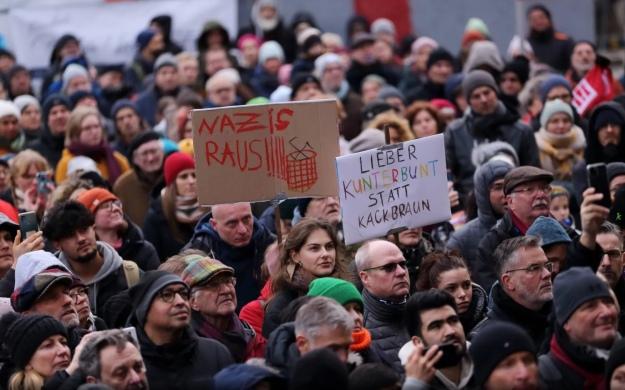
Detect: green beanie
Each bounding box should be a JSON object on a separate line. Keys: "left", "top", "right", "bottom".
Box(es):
{"left": 307, "top": 277, "right": 363, "bottom": 308}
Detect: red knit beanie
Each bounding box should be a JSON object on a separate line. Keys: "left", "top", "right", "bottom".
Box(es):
{"left": 164, "top": 152, "right": 195, "bottom": 186}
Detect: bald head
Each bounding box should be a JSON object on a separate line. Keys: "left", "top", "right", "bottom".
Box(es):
{"left": 357, "top": 239, "right": 409, "bottom": 299}
{"left": 210, "top": 203, "right": 254, "bottom": 247}
{"left": 206, "top": 70, "right": 237, "bottom": 107}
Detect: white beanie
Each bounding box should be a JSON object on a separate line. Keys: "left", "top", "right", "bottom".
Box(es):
{"left": 411, "top": 36, "right": 439, "bottom": 54}
{"left": 314, "top": 53, "right": 342, "bottom": 78}
{"left": 0, "top": 100, "right": 20, "bottom": 120}
{"left": 371, "top": 18, "right": 396, "bottom": 36}
{"left": 259, "top": 41, "right": 285, "bottom": 64}
{"left": 13, "top": 95, "right": 40, "bottom": 113}
{"left": 62, "top": 64, "right": 89, "bottom": 91}
{"left": 540, "top": 99, "right": 573, "bottom": 128}
{"left": 67, "top": 155, "right": 100, "bottom": 176}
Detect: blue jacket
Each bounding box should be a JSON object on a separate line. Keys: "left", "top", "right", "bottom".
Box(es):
{"left": 184, "top": 213, "right": 275, "bottom": 308}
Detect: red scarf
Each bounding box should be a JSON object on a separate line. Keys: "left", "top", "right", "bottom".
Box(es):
{"left": 351, "top": 328, "right": 372, "bottom": 352}
{"left": 549, "top": 335, "right": 605, "bottom": 390}
{"left": 510, "top": 211, "right": 530, "bottom": 235}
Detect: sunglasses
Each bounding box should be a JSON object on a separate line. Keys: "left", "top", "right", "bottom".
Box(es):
{"left": 363, "top": 260, "right": 407, "bottom": 273}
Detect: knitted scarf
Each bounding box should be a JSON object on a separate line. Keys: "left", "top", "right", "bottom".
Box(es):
{"left": 535, "top": 126, "right": 586, "bottom": 180}
{"left": 351, "top": 328, "right": 372, "bottom": 352}
{"left": 174, "top": 194, "right": 205, "bottom": 224}
{"left": 68, "top": 140, "right": 122, "bottom": 183}
{"left": 549, "top": 331, "right": 606, "bottom": 390}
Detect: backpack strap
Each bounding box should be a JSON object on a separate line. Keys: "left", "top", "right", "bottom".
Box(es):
{"left": 122, "top": 260, "right": 140, "bottom": 287}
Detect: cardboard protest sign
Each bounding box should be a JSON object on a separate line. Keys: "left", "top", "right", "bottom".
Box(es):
{"left": 192, "top": 99, "right": 339, "bottom": 205}
{"left": 336, "top": 134, "right": 451, "bottom": 245}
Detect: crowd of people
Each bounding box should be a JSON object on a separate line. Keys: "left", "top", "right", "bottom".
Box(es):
{"left": 1, "top": 0, "right": 625, "bottom": 389}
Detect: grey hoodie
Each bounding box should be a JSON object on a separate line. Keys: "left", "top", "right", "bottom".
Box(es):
{"left": 58, "top": 241, "right": 126, "bottom": 315}
{"left": 447, "top": 160, "right": 513, "bottom": 271}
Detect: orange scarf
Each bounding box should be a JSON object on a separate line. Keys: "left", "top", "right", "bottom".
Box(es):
{"left": 350, "top": 328, "right": 372, "bottom": 352}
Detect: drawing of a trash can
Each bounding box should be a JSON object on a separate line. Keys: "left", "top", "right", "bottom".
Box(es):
{"left": 286, "top": 139, "right": 318, "bottom": 192}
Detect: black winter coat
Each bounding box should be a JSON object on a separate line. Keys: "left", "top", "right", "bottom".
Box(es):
{"left": 143, "top": 195, "right": 193, "bottom": 261}
{"left": 116, "top": 220, "right": 160, "bottom": 270}
{"left": 362, "top": 289, "right": 409, "bottom": 375}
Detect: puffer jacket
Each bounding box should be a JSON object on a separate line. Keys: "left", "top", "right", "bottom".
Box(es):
{"left": 447, "top": 160, "right": 513, "bottom": 269}
{"left": 362, "top": 289, "right": 410, "bottom": 375}
{"left": 116, "top": 220, "right": 160, "bottom": 271}
{"left": 264, "top": 322, "right": 300, "bottom": 377}
{"left": 444, "top": 102, "right": 539, "bottom": 199}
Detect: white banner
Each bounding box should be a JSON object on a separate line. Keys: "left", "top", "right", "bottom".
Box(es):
{"left": 336, "top": 134, "right": 451, "bottom": 245}
{"left": 7, "top": 0, "right": 237, "bottom": 68}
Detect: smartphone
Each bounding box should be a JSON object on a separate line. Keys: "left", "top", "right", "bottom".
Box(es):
{"left": 36, "top": 172, "right": 52, "bottom": 196}
{"left": 587, "top": 163, "right": 611, "bottom": 208}
{"left": 18, "top": 211, "right": 38, "bottom": 239}
{"left": 424, "top": 342, "right": 461, "bottom": 369}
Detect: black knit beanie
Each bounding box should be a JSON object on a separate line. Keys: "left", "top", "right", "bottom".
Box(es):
{"left": 426, "top": 47, "right": 454, "bottom": 70}
{"left": 553, "top": 267, "right": 612, "bottom": 325}
{"left": 127, "top": 131, "right": 161, "bottom": 160}
{"left": 469, "top": 321, "right": 536, "bottom": 386}
{"left": 127, "top": 270, "right": 185, "bottom": 327}
{"left": 0, "top": 313, "right": 67, "bottom": 369}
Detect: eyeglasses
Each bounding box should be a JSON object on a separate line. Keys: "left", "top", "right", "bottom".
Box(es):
{"left": 99, "top": 200, "right": 123, "bottom": 212}
{"left": 69, "top": 287, "right": 88, "bottom": 302}
{"left": 602, "top": 249, "right": 622, "bottom": 262}
{"left": 511, "top": 185, "right": 552, "bottom": 196}
{"left": 505, "top": 261, "right": 553, "bottom": 275}
{"left": 363, "top": 260, "right": 407, "bottom": 273}
{"left": 158, "top": 286, "right": 191, "bottom": 303}
{"left": 199, "top": 276, "right": 237, "bottom": 291}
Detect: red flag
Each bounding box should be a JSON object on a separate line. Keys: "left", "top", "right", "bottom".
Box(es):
{"left": 572, "top": 56, "right": 615, "bottom": 117}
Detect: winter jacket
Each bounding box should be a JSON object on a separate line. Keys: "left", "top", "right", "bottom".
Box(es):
{"left": 346, "top": 61, "right": 400, "bottom": 93}
{"left": 535, "top": 125, "right": 586, "bottom": 181}
{"left": 447, "top": 160, "right": 512, "bottom": 269}
{"left": 136, "top": 325, "right": 233, "bottom": 390}
{"left": 476, "top": 211, "right": 603, "bottom": 290}
{"left": 115, "top": 220, "right": 160, "bottom": 271}
{"left": 362, "top": 288, "right": 410, "bottom": 375}
{"left": 262, "top": 287, "right": 300, "bottom": 338}
{"left": 239, "top": 280, "right": 272, "bottom": 351}
{"left": 135, "top": 86, "right": 181, "bottom": 126}
{"left": 191, "top": 310, "right": 264, "bottom": 362}
{"left": 249, "top": 66, "right": 280, "bottom": 98}
{"left": 143, "top": 194, "right": 193, "bottom": 261}
{"left": 58, "top": 241, "right": 139, "bottom": 316}
{"left": 444, "top": 102, "right": 540, "bottom": 199}
{"left": 470, "top": 282, "right": 551, "bottom": 351}
{"left": 264, "top": 322, "right": 300, "bottom": 377}
{"left": 185, "top": 213, "right": 275, "bottom": 308}
{"left": 539, "top": 328, "right": 608, "bottom": 390}
{"left": 527, "top": 29, "right": 575, "bottom": 73}
{"left": 339, "top": 85, "right": 364, "bottom": 142}
{"left": 26, "top": 127, "right": 65, "bottom": 169}
{"left": 124, "top": 53, "right": 154, "bottom": 94}
{"left": 585, "top": 102, "right": 625, "bottom": 165}
{"left": 405, "top": 79, "right": 447, "bottom": 104}
{"left": 55, "top": 148, "right": 130, "bottom": 184}
{"left": 114, "top": 169, "right": 162, "bottom": 229}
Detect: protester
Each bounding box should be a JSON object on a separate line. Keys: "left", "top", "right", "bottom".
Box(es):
{"left": 110, "top": 99, "right": 148, "bottom": 158}
{"left": 13, "top": 94, "right": 42, "bottom": 143}
{"left": 263, "top": 219, "right": 345, "bottom": 337}
{"left": 182, "top": 256, "right": 263, "bottom": 362}
{"left": 404, "top": 101, "right": 444, "bottom": 139}
{"left": 594, "top": 222, "right": 625, "bottom": 333}
{"left": 526, "top": 216, "right": 572, "bottom": 276}
{"left": 27, "top": 94, "right": 71, "bottom": 168}
{"left": 127, "top": 270, "right": 233, "bottom": 389}
{"left": 526, "top": 4, "right": 575, "bottom": 72}
{"left": 355, "top": 239, "right": 410, "bottom": 374}
{"left": 539, "top": 267, "right": 619, "bottom": 389}
{"left": 415, "top": 251, "right": 487, "bottom": 335}
{"left": 6, "top": 149, "right": 51, "bottom": 215}
{"left": 76, "top": 187, "right": 160, "bottom": 271}
{"left": 144, "top": 151, "right": 206, "bottom": 260}
{"left": 0, "top": 100, "right": 23, "bottom": 156}
{"left": 185, "top": 202, "right": 275, "bottom": 308}
{"left": 135, "top": 53, "right": 182, "bottom": 126}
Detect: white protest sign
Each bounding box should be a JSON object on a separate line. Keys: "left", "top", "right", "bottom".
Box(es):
{"left": 336, "top": 134, "right": 451, "bottom": 245}
{"left": 6, "top": 0, "right": 237, "bottom": 69}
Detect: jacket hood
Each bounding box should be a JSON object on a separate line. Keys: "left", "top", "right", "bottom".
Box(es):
{"left": 58, "top": 241, "right": 124, "bottom": 285}
{"left": 471, "top": 140, "right": 520, "bottom": 167}
{"left": 586, "top": 102, "right": 625, "bottom": 164}
{"left": 473, "top": 159, "right": 514, "bottom": 224}
{"left": 264, "top": 322, "right": 300, "bottom": 375}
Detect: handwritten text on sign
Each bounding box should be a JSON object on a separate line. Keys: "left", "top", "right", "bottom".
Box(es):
{"left": 336, "top": 134, "right": 451, "bottom": 245}
{"left": 192, "top": 100, "right": 339, "bottom": 205}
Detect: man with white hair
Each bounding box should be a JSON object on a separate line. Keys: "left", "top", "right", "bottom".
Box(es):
{"left": 0, "top": 100, "right": 24, "bottom": 155}
{"left": 205, "top": 69, "right": 239, "bottom": 108}
{"left": 315, "top": 52, "right": 363, "bottom": 141}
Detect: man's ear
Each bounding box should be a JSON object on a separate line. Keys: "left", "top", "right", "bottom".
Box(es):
{"left": 295, "top": 335, "right": 309, "bottom": 355}
{"left": 189, "top": 294, "right": 200, "bottom": 311}
{"left": 359, "top": 271, "right": 368, "bottom": 287}
{"left": 411, "top": 335, "right": 423, "bottom": 346}
{"left": 501, "top": 273, "right": 514, "bottom": 291}
{"left": 86, "top": 376, "right": 98, "bottom": 384}
{"left": 209, "top": 218, "right": 217, "bottom": 229}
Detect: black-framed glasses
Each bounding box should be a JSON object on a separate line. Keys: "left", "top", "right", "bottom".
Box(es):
{"left": 505, "top": 261, "right": 553, "bottom": 275}
{"left": 158, "top": 286, "right": 191, "bottom": 303}
{"left": 602, "top": 249, "right": 623, "bottom": 262}
{"left": 363, "top": 260, "right": 407, "bottom": 273}
{"left": 68, "top": 287, "right": 88, "bottom": 302}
